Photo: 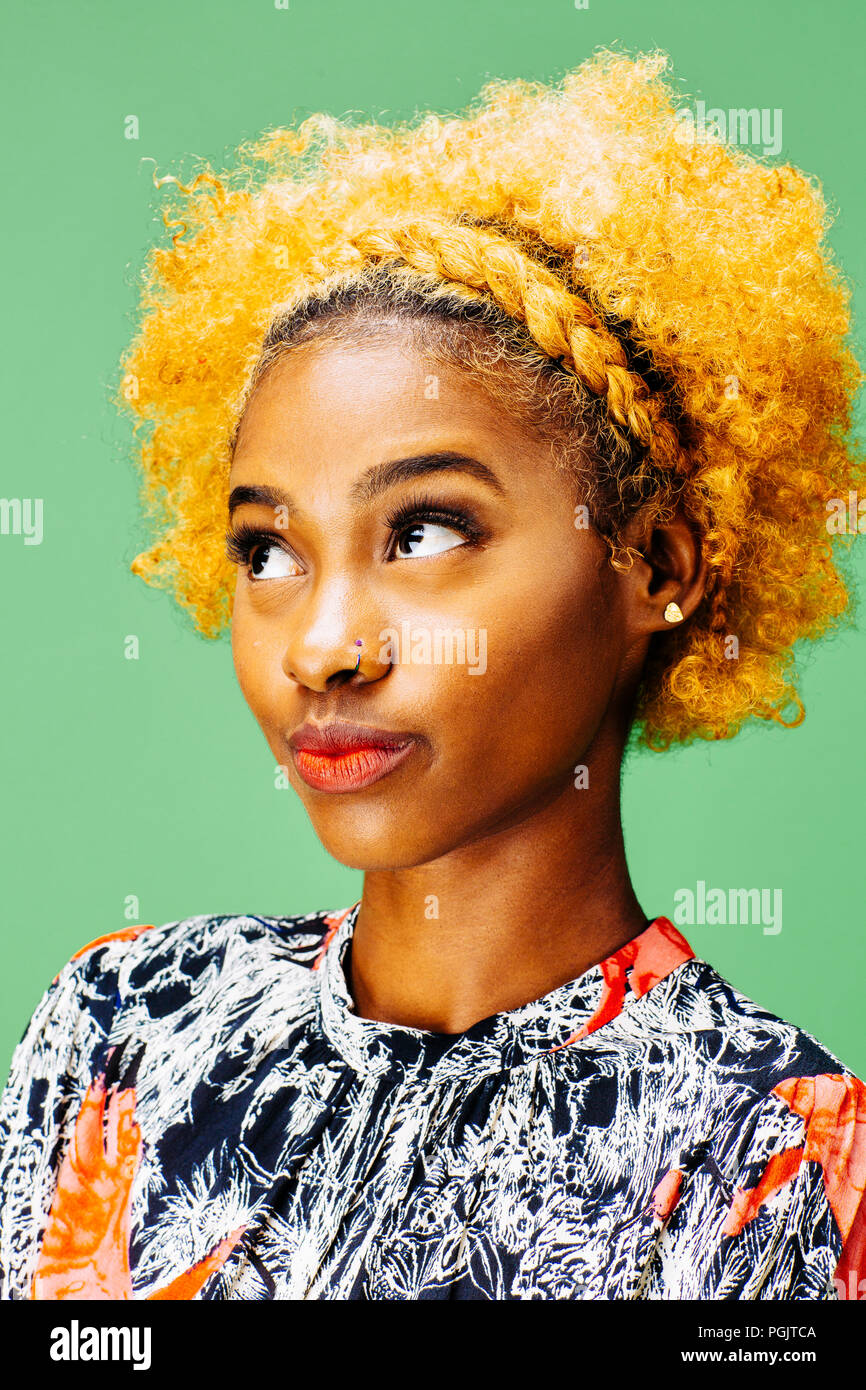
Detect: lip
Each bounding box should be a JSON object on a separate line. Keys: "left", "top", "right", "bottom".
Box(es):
{"left": 288, "top": 720, "right": 419, "bottom": 793}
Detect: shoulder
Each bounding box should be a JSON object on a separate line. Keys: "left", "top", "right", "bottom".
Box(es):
{"left": 1, "top": 904, "right": 353, "bottom": 1135}
{"left": 597, "top": 948, "right": 863, "bottom": 1171}
{"left": 56, "top": 903, "right": 353, "bottom": 994}
{"left": 38, "top": 905, "right": 357, "bottom": 1046}
{"left": 645, "top": 953, "right": 857, "bottom": 1091}
{"left": 595, "top": 953, "right": 864, "bottom": 1297}
{"left": 649, "top": 957, "right": 866, "bottom": 1296}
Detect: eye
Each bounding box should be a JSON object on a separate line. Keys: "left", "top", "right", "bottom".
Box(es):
{"left": 385, "top": 494, "right": 486, "bottom": 560}
{"left": 225, "top": 524, "right": 303, "bottom": 580}
{"left": 249, "top": 541, "right": 303, "bottom": 579}
{"left": 393, "top": 521, "right": 469, "bottom": 559}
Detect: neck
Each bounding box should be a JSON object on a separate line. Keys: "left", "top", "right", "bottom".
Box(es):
{"left": 348, "top": 744, "right": 647, "bottom": 1034}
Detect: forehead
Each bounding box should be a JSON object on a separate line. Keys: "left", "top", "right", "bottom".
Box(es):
{"left": 230, "top": 333, "right": 546, "bottom": 469}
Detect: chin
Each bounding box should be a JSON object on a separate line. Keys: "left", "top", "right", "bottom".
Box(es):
{"left": 308, "top": 814, "right": 457, "bottom": 873}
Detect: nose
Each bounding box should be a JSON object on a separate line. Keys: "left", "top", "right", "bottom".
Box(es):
{"left": 280, "top": 580, "right": 390, "bottom": 693}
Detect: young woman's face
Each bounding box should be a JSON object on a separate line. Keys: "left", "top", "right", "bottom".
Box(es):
{"left": 228, "top": 333, "right": 643, "bottom": 870}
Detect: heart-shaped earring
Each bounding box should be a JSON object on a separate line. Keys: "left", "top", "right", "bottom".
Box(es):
{"left": 663, "top": 602, "right": 684, "bottom": 624}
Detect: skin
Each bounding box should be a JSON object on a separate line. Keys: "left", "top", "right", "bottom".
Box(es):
{"left": 228, "top": 329, "right": 708, "bottom": 1034}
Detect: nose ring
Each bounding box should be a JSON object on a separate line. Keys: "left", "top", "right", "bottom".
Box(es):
{"left": 353, "top": 639, "right": 362, "bottom": 672}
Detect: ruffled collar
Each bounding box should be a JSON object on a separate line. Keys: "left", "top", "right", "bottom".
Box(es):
{"left": 317, "top": 901, "right": 695, "bottom": 1083}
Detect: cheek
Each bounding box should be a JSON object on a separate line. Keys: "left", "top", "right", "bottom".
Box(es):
{"left": 420, "top": 567, "right": 619, "bottom": 776}
{"left": 230, "top": 611, "right": 281, "bottom": 726}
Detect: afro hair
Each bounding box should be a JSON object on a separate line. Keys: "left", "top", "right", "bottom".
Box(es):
{"left": 117, "top": 47, "right": 865, "bottom": 750}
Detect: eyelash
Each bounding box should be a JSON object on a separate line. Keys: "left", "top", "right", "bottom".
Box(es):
{"left": 383, "top": 492, "right": 486, "bottom": 555}
{"left": 224, "top": 520, "right": 287, "bottom": 571}
{"left": 224, "top": 494, "right": 486, "bottom": 575}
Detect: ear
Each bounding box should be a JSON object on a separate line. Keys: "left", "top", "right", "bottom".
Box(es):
{"left": 619, "top": 507, "right": 709, "bottom": 636}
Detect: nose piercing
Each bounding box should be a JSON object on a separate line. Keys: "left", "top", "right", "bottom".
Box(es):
{"left": 353, "top": 639, "right": 363, "bottom": 671}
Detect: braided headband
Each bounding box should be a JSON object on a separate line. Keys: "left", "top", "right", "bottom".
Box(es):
{"left": 300, "top": 211, "right": 686, "bottom": 479}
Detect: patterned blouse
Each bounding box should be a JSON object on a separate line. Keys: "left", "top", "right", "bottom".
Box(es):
{"left": 0, "top": 903, "right": 864, "bottom": 1301}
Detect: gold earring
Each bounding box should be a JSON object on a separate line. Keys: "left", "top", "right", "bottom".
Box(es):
{"left": 664, "top": 601, "right": 684, "bottom": 624}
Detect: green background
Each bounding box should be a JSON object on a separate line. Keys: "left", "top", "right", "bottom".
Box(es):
{"left": 2, "top": 0, "right": 864, "bottom": 1077}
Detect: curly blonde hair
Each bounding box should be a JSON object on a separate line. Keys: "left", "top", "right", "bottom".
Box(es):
{"left": 117, "top": 47, "right": 864, "bottom": 751}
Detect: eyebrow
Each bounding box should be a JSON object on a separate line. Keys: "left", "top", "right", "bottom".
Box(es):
{"left": 228, "top": 451, "right": 506, "bottom": 519}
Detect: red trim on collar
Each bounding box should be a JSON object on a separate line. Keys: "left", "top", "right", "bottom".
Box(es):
{"left": 311, "top": 905, "right": 356, "bottom": 972}
{"left": 549, "top": 916, "right": 695, "bottom": 1050}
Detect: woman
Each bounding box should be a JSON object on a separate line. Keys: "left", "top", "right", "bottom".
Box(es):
{"left": 1, "top": 49, "right": 864, "bottom": 1301}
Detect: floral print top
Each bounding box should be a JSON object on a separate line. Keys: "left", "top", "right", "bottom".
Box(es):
{"left": 0, "top": 903, "right": 864, "bottom": 1301}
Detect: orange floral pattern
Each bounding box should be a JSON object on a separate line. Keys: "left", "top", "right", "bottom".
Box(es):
{"left": 721, "top": 1073, "right": 866, "bottom": 1296}
{"left": 30, "top": 1055, "right": 245, "bottom": 1301}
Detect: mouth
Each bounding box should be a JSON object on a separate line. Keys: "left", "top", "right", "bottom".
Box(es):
{"left": 288, "top": 720, "right": 419, "bottom": 793}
